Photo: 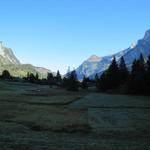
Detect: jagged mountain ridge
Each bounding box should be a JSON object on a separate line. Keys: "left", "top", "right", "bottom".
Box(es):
{"left": 75, "top": 29, "right": 150, "bottom": 80}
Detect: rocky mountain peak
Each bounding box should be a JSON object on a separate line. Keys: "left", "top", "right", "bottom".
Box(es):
{"left": 88, "top": 55, "right": 101, "bottom": 62}
{"left": 75, "top": 29, "right": 150, "bottom": 80}
{"left": 143, "top": 29, "right": 150, "bottom": 42}
{"left": 0, "top": 41, "right": 20, "bottom": 65}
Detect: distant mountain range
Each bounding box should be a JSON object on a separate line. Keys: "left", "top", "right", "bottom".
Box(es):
{"left": 1, "top": 29, "right": 150, "bottom": 80}
{"left": 0, "top": 41, "right": 50, "bottom": 78}
{"left": 75, "top": 29, "right": 150, "bottom": 80}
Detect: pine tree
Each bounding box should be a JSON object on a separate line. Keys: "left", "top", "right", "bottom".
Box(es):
{"left": 146, "top": 55, "right": 150, "bottom": 72}
{"left": 96, "top": 57, "right": 121, "bottom": 91}
{"left": 119, "top": 56, "right": 129, "bottom": 83}
{"left": 95, "top": 73, "right": 99, "bottom": 81}
{"left": 131, "top": 59, "right": 138, "bottom": 75}
{"left": 145, "top": 55, "right": 150, "bottom": 94}
{"left": 47, "top": 73, "right": 54, "bottom": 85}
{"left": 128, "top": 54, "right": 146, "bottom": 94}
{"left": 139, "top": 53, "right": 145, "bottom": 72}
{"left": 35, "top": 73, "right": 39, "bottom": 80}
{"left": 105, "top": 57, "right": 120, "bottom": 89}
{"left": 95, "top": 73, "right": 100, "bottom": 89}
{"left": 67, "top": 70, "right": 79, "bottom": 91}
{"left": 28, "top": 73, "right": 36, "bottom": 83}
{"left": 56, "top": 70, "right": 62, "bottom": 82}
{"left": 2, "top": 70, "right": 11, "bottom": 80}
{"left": 96, "top": 72, "right": 108, "bottom": 91}
{"left": 81, "top": 75, "right": 88, "bottom": 89}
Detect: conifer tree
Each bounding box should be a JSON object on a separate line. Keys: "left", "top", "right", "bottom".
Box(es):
{"left": 56, "top": 70, "right": 62, "bottom": 82}
{"left": 95, "top": 73, "right": 100, "bottom": 89}
{"left": 128, "top": 54, "right": 146, "bottom": 94}
{"left": 145, "top": 55, "right": 150, "bottom": 94}
{"left": 146, "top": 55, "right": 150, "bottom": 72}
{"left": 47, "top": 73, "right": 54, "bottom": 85}
{"left": 35, "top": 73, "right": 39, "bottom": 80}
{"left": 96, "top": 72, "right": 108, "bottom": 91}
{"left": 28, "top": 73, "right": 36, "bottom": 83}
{"left": 2, "top": 70, "right": 11, "bottom": 80}
{"left": 139, "top": 53, "right": 145, "bottom": 72}
{"left": 67, "top": 70, "right": 79, "bottom": 91}
{"left": 96, "top": 57, "right": 121, "bottom": 91}
{"left": 119, "top": 56, "right": 129, "bottom": 83}
{"left": 81, "top": 75, "right": 88, "bottom": 89}
{"left": 105, "top": 57, "right": 120, "bottom": 89}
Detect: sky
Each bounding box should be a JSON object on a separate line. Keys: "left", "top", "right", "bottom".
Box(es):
{"left": 0, "top": 0, "right": 150, "bottom": 74}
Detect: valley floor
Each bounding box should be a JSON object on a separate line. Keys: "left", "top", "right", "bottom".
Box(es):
{"left": 0, "top": 81, "right": 150, "bottom": 150}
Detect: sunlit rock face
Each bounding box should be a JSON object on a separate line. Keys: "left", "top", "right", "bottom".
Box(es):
{"left": 75, "top": 29, "right": 150, "bottom": 80}
{"left": 0, "top": 41, "right": 20, "bottom": 65}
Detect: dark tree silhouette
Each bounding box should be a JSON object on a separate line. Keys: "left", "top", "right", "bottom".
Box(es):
{"left": 119, "top": 56, "right": 129, "bottom": 83}
{"left": 96, "top": 72, "right": 108, "bottom": 91}
{"left": 27, "top": 72, "right": 30, "bottom": 78}
{"left": 56, "top": 70, "right": 62, "bottom": 82}
{"left": 35, "top": 73, "right": 39, "bottom": 80}
{"left": 105, "top": 57, "right": 120, "bottom": 89}
{"left": 128, "top": 53, "right": 146, "bottom": 94}
{"left": 81, "top": 75, "right": 88, "bottom": 89}
{"left": 2, "top": 70, "right": 11, "bottom": 80}
{"left": 28, "top": 73, "right": 36, "bottom": 83}
{"left": 47, "top": 72, "right": 54, "bottom": 85}
{"left": 96, "top": 57, "right": 121, "bottom": 91}
{"left": 145, "top": 55, "right": 150, "bottom": 94}
{"left": 67, "top": 70, "right": 79, "bottom": 91}
{"left": 146, "top": 55, "right": 150, "bottom": 72}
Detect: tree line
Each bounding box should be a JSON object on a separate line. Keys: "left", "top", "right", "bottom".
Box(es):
{"left": 62, "top": 53, "right": 150, "bottom": 95}
{"left": 1, "top": 53, "right": 150, "bottom": 95}
{"left": 96, "top": 54, "right": 150, "bottom": 95}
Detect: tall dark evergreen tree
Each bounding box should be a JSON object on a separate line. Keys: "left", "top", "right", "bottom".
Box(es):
{"left": 47, "top": 73, "right": 54, "bottom": 85}
{"left": 145, "top": 55, "right": 150, "bottom": 94}
{"left": 105, "top": 57, "right": 120, "bottom": 89}
{"left": 28, "top": 73, "right": 36, "bottom": 83}
{"left": 96, "top": 57, "right": 121, "bottom": 91}
{"left": 139, "top": 53, "right": 146, "bottom": 72}
{"left": 2, "top": 70, "right": 11, "bottom": 80}
{"left": 81, "top": 75, "right": 88, "bottom": 89}
{"left": 119, "top": 56, "right": 129, "bottom": 83}
{"left": 146, "top": 55, "right": 150, "bottom": 72}
{"left": 35, "top": 73, "right": 39, "bottom": 80}
{"left": 96, "top": 72, "right": 108, "bottom": 91}
{"left": 56, "top": 70, "right": 62, "bottom": 82}
{"left": 128, "top": 53, "right": 146, "bottom": 94}
{"left": 95, "top": 73, "right": 100, "bottom": 89}
{"left": 67, "top": 70, "right": 79, "bottom": 91}
{"left": 27, "top": 72, "right": 30, "bottom": 79}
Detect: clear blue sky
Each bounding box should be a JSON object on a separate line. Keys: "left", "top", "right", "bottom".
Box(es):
{"left": 0, "top": 0, "right": 149, "bottom": 74}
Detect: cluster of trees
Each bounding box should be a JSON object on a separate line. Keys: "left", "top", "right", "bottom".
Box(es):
{"left": 0, "top": 70, "right": 12, "bottom": 80}
{"left": 23, "top": 70, "right": 62, "bottom": 85}
{"left": 1, "top": 53, "right": 150, "bottom": 95}
{"left": 62, "top": 71, "right": 89, "bottom": 91}
{"left": 96, "top": 54, "right": 150, "bottom": 95}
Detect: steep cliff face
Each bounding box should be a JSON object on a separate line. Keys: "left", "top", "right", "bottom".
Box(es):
{"left": 0, "top": 42, "right": 20, "bottom": 65}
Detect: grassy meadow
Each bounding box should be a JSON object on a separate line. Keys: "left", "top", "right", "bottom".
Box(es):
{"left": 0, "top": 81, "right": 150, "bottom": 149}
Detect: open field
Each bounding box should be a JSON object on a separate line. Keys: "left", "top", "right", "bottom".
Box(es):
{"left": 0, "top": 81, "right": 150, "bottom": 149}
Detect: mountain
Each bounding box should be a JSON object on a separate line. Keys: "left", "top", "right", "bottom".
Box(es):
{"left": 75, "top": 29, "right": 150, "bottom": 80}
{"left": 0, "top": 41, "right": 20, "bottom": 65}
{"left": 0, "top": 42, "right": 50, "bottom": 78}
